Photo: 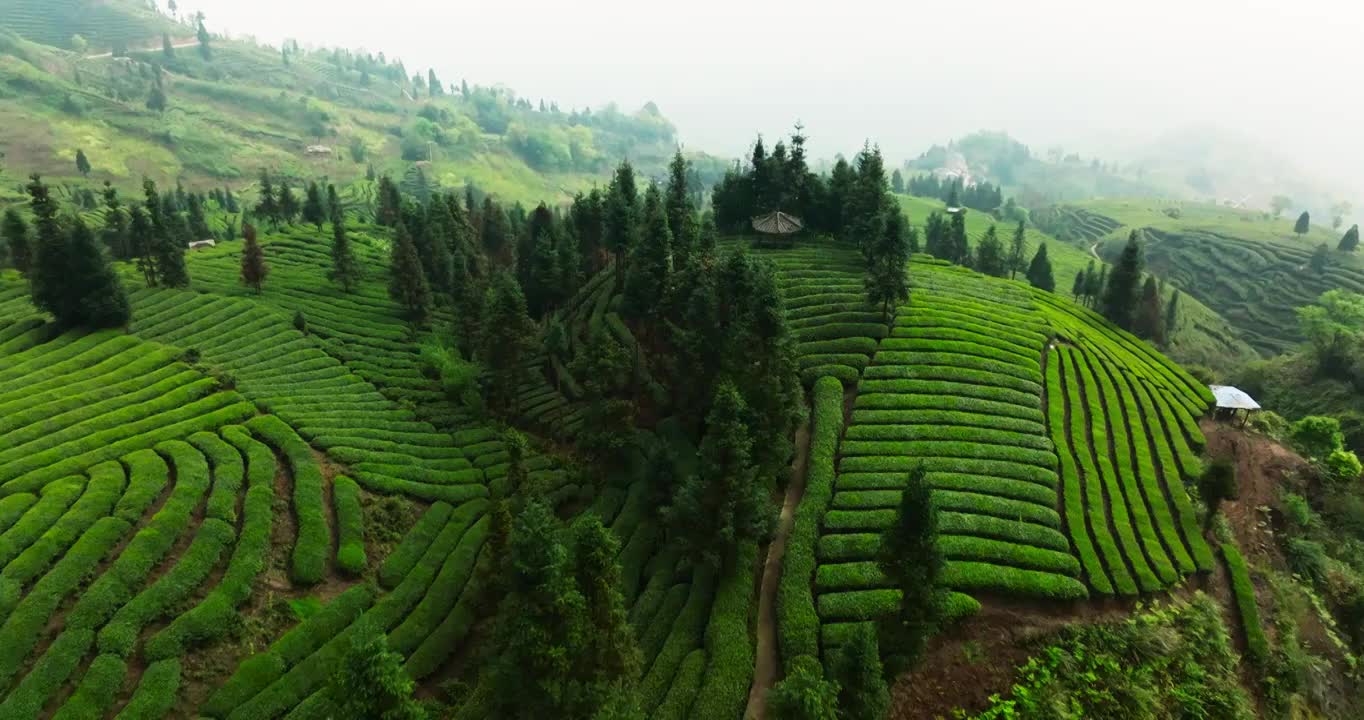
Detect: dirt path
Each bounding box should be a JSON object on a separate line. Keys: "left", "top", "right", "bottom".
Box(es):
{"left": 1089, "top": 242, "right": 1101, "bottom": 260}
{"left": 85, "top": 39, "right": 200, "bottom": 59}
{"left": 743, "top": 414, "right": 813, "bottom": 720}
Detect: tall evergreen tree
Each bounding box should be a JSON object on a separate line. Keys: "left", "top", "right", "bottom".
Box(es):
{"left": 1071, "top": 268, "right": 1086, "bottom": 300}
{"left": 479, "top": 271, "right": 534, "bottom": 412}
{"left": 26, "top": 176, "right": 129, "bottom": 328}
{"left": 570, "top": 515, "right": 642, "bottom": 684}
{"left": 240, "top": 222, "right": 268, "bottom": 293}
{"left": 129, "top": 206, "right": 156, "bottom": 286}
{"left": 865, "top": 209, "right": 911, "bottom": 320}
{"left": 1165, "top": 287, "right": 1181, "bottom": 336}
{"left": 278, "top": 182, "right": 300, "bottom": 224}
{"left": 974, "top": 224, "right": 1006, "bottom": 277}
{"left": 427, "top": 68, "right": 443, "bottom": 95}
{"left": 1102, "top": 232, "right": 1143, "bottom": 329}
{"left": 75, "top": 148, "right": 91, "bottom": 177}
{"left": 1294, "top": 211, "right": 1311, "bottom": 238}
{"left": 388, "top": 220, "right": 432, "bottom": 324}
{"left": 1339, "top": 224, "right": 1360, "bottom": 252}
{"left": 187, "top": 193, "right": 211, "bottom": 240}
{"left": 877, "top": 464, "right": 945, "bottom": 671}
{"left": 663, "top": 378, "right": 775, "bottom": 567}
{"left": 65, "top": 216, "right": 131, "bottom": 327}
{"left": 2, "top": 209, "right": 31, "bottom": 275}
{"left": 1006, "top": 220, "right": 1028, "bottom": 279}
{"left": 829, "top": 623, "right": 891, "bottom": 720}
{"left": 102, "top": 182, "right": 129, "bottom": 259}
{"left": 1310, "top": 242, "right": 1330, "bottom": 273}
{"left": 377, "top": 175, "right": 401, "bottom": 227}
{"left": 665, "top": 151, "right": 697, "bottom": 269}
{"left": 604, "top": 160, "right": 639, "bottom": 281}
{"left": 302, "top": 181, "right": 326, "bottom": 230}
{"left": 948, "top": 208, "right": 969, "bottom": 265}
{"left": 1133, "top": 275, "right": 1165, "bottom": 345}
{"left": 767, "top": 656, "right": 839, "bottom": 720}
{"left": 1025, "top": 242, "right": 1056, "bottom": 291}
{"left": 328, "top": 191, "right": 359, "bottom": 291}
{"left": 325, "top": 623, "right": 426, "bottom": 720}
{"left": 481, "top": 197, "right": 514, "bottom": 267}
{"left": 26, "top": 174, "right": 68, "bottom": 319}
{"left": 623, "top": 184, "right": 673, "bottom": 327}
{"left": 196, "top": 18, "right": 211, "bottom": 60}
{"left": 255, "top": 170, "right": 279, "bottom": 227}
{"left": 143, "top": 179, "right": 188, "bottom": 288}
{"left": 891, "top": 168, "right": 905, "bottom": 194}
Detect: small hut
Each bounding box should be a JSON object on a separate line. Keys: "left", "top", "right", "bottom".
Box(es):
{"left": 751, "top": 211, "right": 803, "bottom": 247}
{"left": 1209, "top": 385, "right": 1260, "bottom": 426}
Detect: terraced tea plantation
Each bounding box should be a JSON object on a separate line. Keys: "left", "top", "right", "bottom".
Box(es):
{"left": 766, "top": 256, "right": 1215, "bottom": 657}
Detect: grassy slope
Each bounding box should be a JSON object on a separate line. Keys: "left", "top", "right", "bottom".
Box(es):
{"left": 0, "top": 11, "right": 681, "bottom": 208}
{"left": 896, "top": 194, "right": 1254, "bottom": 374}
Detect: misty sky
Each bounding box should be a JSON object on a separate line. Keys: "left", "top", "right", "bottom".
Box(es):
{"left": 184, "top": 0, "right": 1361, "bottom": 196}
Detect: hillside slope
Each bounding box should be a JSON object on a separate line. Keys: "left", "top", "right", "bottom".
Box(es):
{"left": 0, "top": 1, "right": 719, "bottom": 206}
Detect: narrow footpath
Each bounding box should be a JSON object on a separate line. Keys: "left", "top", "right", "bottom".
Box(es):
{"left": 744, "top": 415, "right": 813, "bottom": 720}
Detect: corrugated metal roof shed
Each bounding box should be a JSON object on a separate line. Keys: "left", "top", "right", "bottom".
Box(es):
{"left": 1209, "top": 385, "right": 1260, "bottom": 410}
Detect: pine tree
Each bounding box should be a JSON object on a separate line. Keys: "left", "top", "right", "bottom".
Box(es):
{"left": 479, "top": 271, "right": 534, "bottom": 413}
{"left": 162, "top": 32, "right": 174, "bottom": 59}
{"left": 149, "top": 186, "right": 190, "bottom": 289}
{"left": 278, "top": 182, "right": 300, "bottom": 224}
{"left": 302, "top": 181, "right": 326, "bottom": 231}
{"left": 481, "top": 197, "right": 513, "bottom": 267}
{"left": 2, "top": 209, "right": 30, "bottom": 275}
{"left": 570, "top": 515, "right": 642, "bottom": 682}
{"left": 1071, "top": 268, "right": 1086, "bottom": 300}
{"left": 75, "top": 148, "right": 91, "bottom": 177}
{"left": 1295, "top": 211, "right": 1311, "bottom": 238}
{"left": 196, "top": 19, "right": 211, "bottom": 60}
{"left": 665, "top": 150, "right": 697, "bottom": 269}
{"left": 1102, "top": 232, "right": 1142, "bottom": 329}
{"left": 623, "top": 184, "right": 673, "bottom": 327}
{"left": 65, "top": 216, "right": 130, "bottom": 327}
{"left": 948, "top": 208, "right": 969, "bottom": 265}
{"left": 526, "top": 223, "right": 561, "bottom": 318}
{"left": 240, "top": 222, "right": 268, "bottom": 293}
{"left": 128, "top": 206, "right": 156, "bottom": 286}
{"left": 974, "top": 224, "right": 1006, "bottom": 277}
{"left": 101, "top": 182, "right": 129, "bottom": 259}
{"left": 146, "top": 83, "right": 167, "bottom": 112}
{"left": 26, "top": 175, "right": 68, "bottom": 319}
{"left": 604, "top": 161, "right": 639, "bottom": 280}
{"left": 187, "top": 193, "right": 211, "bottom": 240}
{"left": 255, "top": 170, "right": 279, "bottom": 227}
{"left": 663, "top": 378, "right": 775, "bottom": 567}
{"left": 426, "top": 68, "right": 442, "bottom": 95}
{"left": 329, "top": 193, "right": 359, "bottom": 292}
{"left": 891, "top": 168, "right": 905, "bottom": 194}
{"left": 1133, "top": 275, "right": 1165, "bottom": 345}
{"left": 829, "top": 623, "right": 891, "bottom": 720}
{"left": 1339, "top": 224, "right": 1360, "bottom": 252}
{"left": 1165, "top": 288, "right": 1181, "bottom": 336}
{"left": 1025, "top": 242, "right": 1056, "bottom": 291}
{"left": 1007, "top": 220, "right": 1028, "bottom": 279}
{"left": 865, "top": 209, "right": 911, "bottom": 320}
{"left": 767, "top": 656, "right": 839, "bottom": 720}
{"left": 324, "top": 623, "right": 426, "bottom": 720}
{"left": 878, "top": 464, "right": 945, "bottom": 670}
{"left": 1311, "top": 242, "right": 1329, "bottom": 273}
{"left": 389, "top": 220, "right": 431, "bottom": 324}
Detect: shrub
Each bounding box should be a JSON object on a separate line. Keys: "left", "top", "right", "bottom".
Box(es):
{"left": 685, "top": 542, "right": 758, "bottom": 719}
{"left": 1324, "top": 449, "right": 1363, "bottom": 482}
{"left": 51, "top": 653, "right": 125, "bottom": 720}
{"left": 638, "top": 566, "right": 717, "bottom": 709}
{"left": 333, "top": 476, "right": 366, "bottom": 574}
{"left": 247, "top": 415, "right": 329, "bottom": 585}
{"left": 1222, "top": 543, "right": 1269, "bottom": 664}
{"left": 654, "top": 649, "right": 706, "bottom": 720}
{"left": 1290, "top": 415, "right": 1344, "bottom": 460}
{"left": 115, "top": 658, "right": 181, "bottom": 720}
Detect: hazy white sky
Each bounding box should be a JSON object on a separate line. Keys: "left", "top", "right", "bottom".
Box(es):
{"left": 184, "top": 0, "right": 1361, "bottom": 194}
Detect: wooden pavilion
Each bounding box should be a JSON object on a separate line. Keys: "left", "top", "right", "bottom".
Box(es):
{"left": 751, "top": 211, "right": 804, "bottom": 247}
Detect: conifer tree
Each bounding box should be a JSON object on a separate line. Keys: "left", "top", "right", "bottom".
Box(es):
{"left": 829, "top": 623, "right": 890, "bottom": 720}
{"left": 624, "top": 184, "right": 673, "bottom": 327}
{"left": 665, "top": 150, "right": 697, "bottom": 269}
{"left": 389, "top": 220, "right": 432, "bottom": 324}
{"left": 240, "top": 222, "right": 268, "bottom": 293}
{"left": 143, "top": 178, "right": 188, "bottom": 287}
{"left": 604, "top": 160, "right": 639, "bottom": 281}
{"left": 1310, "top": 242, "right": 1329, "bottom": 273}
{"left": 146, "top": 83, "right": 167, "bottom": 113}
{"left": 527, "top": 224, "right": 561, "bottom": 318}
{"left": 1165, "top": 287, "right": 1181, "bottom": 336}
{"left": 129, "top": 206, "right": 156, "bottom": 286}
{"left": 1133, "top": 275, "right": 1165, "bottom": 345}
{"left": 162, "top": 32, "right": 174, "bottom": 59}
{"left": 376, "top": 175, "right": 401, "bottom": 227}
{"left": 278, "top": 182, "right": 300, "bottom": 224}
{"left": 329, "top": 192, "right": 359, "bottom": 292}
{"left": 570, "top": 515, "right": 642, "bottom": 682}
{"left": 302, "top": 181, "right": 326, "bottom": 231}
{"left": 768, "top": 656, "right": 839, "bottom": 720}
{"left": 102, "top": 182, "right": 129, "bottom": 259}
{"left": 481, "top": 197, "right": 514, "bottom": 267}
{"left": 1071, "top": 268, "right": 1086, "bottom": 300}
{"left": 891, "top": 168, "right": 905, "bottom": 194}
{"left": 1103, "top": 232, "right": 1144, "bottom": 328}
{"left": 187, "top": 193, "right": 211, "bottom": 240}
{"left": 479, "top": 271, "right": 534, "bottom": 412}
{"left": 865, "top": 209, "right": 911, "bottom": 320}
{"left": 255, "top": 170, "right": 279, "bottom": 227}
{"left": 1339, "top": 224, "right": 1360, "bottom": 252}
{"left": 1007, "top": 220, "right": 1028, "bottom": 279}
{"left": 2, "top": 209, "right": 31, "bottom": 275}
{"left": 66, "top": 216, "right": 130, "bottom": 327}
{"left": 663, "top": 379, "right": 775, "bottom": 567}
{"left": 75, "top": 148, "right": 91, "bottom": 177}
{"left": 27, "top": 174, "right": 68, "bottom": 318}
{"left": 974, "top": 224, "right": 1006, "bottom": 277}
{"left": 1025, "top": 242, "right": 1055, "bottom": 291}
{"left": 878, "top": 464, "right": 944, "bottom": 671}
{"left": 1295, "top": 211, "right": 1311, "bottom": 238}
{"left": 196, "top": 19, "right": 211, "bottom": 60}
{"left": 325, "top": 623, "right": 426, "bottom": 720}
{"left": 948, "top": 208, "right": 969, "bottom": 265}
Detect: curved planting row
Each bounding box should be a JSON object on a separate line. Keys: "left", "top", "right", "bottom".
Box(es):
{"left": 0, "top": 329, "right": 254, "bottom": 496}
{"left": 817, "top": 262, "right": 1088, "bottom": 638}
{"left": 1047, "top": 343, "right": 1210, "bottom": 597}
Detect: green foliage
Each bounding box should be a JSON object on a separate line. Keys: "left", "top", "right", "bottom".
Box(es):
{"left": 1025, "top": 243, "right": 1055, "bottom": 292}
{"left": 877, "top": 464, "right": 945, "bottom": 668}
{"left": 1102, "top": 231, "right": 1143, "bottom": 330}
{"left": 334, "top": 475, "right": 367, "bottom": 574}
{"left": 323, "top": 622, "right": 426, "bottom": 720}
{"left": 828, "top": 623, "right": 890, "bottom": 720}
{"left": 1221, "top": 543, "right": 1269, "bottom": 665}
{"left": 1323, "top": 449, "right": 1363, "bottom": 482}
{"left": 1289, "top": 414, "right": 1345, "bottom": 459}
{"left": 767, "top": 655, "right": 838, "bottom": 720}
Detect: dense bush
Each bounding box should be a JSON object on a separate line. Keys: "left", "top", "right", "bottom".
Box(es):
{"left": 688, "top": 542, "right": 757, "bottom": 719}
{"left": 333, "top": 475, "right": 366, "bottom": 574}
{"left": 1221, "top": 543, "right": 1269, "bottom": 664}
{"left": 248, "top": 415, "right": 329, "bottom": 584}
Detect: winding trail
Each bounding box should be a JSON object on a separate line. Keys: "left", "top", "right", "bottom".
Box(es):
{"left": 743, "top": 414, "right": 813, "bottom": 720}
